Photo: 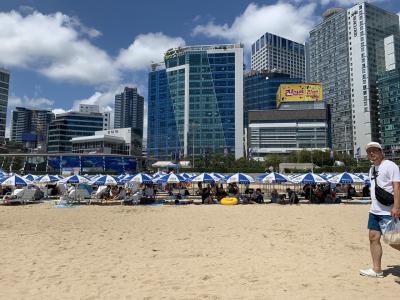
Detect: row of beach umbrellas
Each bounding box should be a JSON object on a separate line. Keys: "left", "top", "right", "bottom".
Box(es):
{"left": 0, "top": 171, "right": 370, "bottom": 188}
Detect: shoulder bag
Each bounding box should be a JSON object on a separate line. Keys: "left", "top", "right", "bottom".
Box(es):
{"left": 372, "top": 166, "right": 394, "bottom": 206}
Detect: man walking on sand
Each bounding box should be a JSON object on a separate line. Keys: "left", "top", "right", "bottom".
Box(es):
{"left": 360, "top": 142, "right": 400, "bottom": 278}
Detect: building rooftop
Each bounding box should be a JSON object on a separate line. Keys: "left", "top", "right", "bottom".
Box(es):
{"left": 71, "top": 134, "right": 125, "bottom": 143}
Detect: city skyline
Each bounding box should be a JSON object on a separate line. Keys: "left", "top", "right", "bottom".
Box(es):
{"left": 1, "top": 0, "right": 400, "bottom": 139}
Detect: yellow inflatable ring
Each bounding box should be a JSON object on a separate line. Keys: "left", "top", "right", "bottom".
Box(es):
{"left": 221, "top": 197, "right": 238, "bottom": 205}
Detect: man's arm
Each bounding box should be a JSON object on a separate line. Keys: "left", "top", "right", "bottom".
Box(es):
{"left": 392, "top": 181, "right": 400, "bottom": 218}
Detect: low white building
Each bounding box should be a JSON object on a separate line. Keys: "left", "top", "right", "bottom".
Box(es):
{"left": 71, "top": 127, "right": 142, "bottom": 156}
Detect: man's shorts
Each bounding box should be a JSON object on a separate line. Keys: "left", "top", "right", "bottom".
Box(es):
{"left": 368, "top": 213, "right": 393, "bottom": 234}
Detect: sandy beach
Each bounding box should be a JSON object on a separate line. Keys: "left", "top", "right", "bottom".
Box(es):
{"left": 0, "top": 202, "right": 399, "bottom": 299}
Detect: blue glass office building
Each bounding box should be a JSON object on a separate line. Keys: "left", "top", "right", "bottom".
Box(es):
{"left": 147, "top": 44, "right": 244, "bottom": 160}
{"left": 244, "top": 71, "right": 301, "bottom": 125}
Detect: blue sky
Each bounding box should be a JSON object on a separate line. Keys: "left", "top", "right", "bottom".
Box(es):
{"left": 0, "top": 0, "right": 399, "bottom": 137}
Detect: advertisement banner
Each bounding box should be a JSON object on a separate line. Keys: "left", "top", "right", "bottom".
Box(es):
{"left": 104, "top": 156, "right": 124, "bottom": 174}
{"left": 47, "top": 156, "right": 61, "bottom": 173}
{"left": 61, "top": 156, "right": 81, "bottom": 175}
{"left": 81, "top": 156, "right": 104, "bottom": 173}
{"left": 277, "top": 83, "right": 323, "bottom": 107}
{"left": 123, "top": 157, "right": 137, "bottom": 174}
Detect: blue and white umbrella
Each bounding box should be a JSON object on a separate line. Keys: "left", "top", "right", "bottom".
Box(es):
{"left": 226, "top": 173, "right": 255, "bottom": 184}
{"left": 90, "top": 175, "right": 121, "bottom": 186}
{"left": 23, "top": 174, "right": 38, "bottom": 181}
{"left": 210, "top": 172, "right": 225, "bottom": 181}
{"left": 62, "top": 175, "right": 90, "bottom": 184}
{"left": 36, "top": 175, "right": 60, "bottom": 184}
{"left": 129, "top": 173, "right": 153, "bottom": 184}
{"left": 154, "top": 173, "right": 187, "bottom": 184}
{"left": 328, "top": 172, "right": 365, "bottom": 184}
{"left": 0, "top": 175, "right": 33, "bottom": 187}
{"left": 357, "top": 173, "right": 370, "bottom": 184}
{"left": 180, "top": 173, "right": 193, "bottom": 179}
{"left": 256, "top": 172, "right": 290, "bottom": 184}
{"left": 292, "top": 173, "right": 327, "bottom": 184}
{"left": 153, "top": 171, "right": 167, "bottom": 178}
{"left": 190, "top": 173, "right": 220, "bottom": 183}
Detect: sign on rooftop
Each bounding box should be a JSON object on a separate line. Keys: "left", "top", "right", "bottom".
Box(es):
{"left": 276, "top": 83, "right": 323, "bottom": 107}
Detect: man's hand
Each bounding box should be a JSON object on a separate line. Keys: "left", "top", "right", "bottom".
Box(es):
{"left": 391, "top": 206, "right": 400, "bottom": 218}
{"left": 392, "top": 182, "right": 400, "bottom": 218}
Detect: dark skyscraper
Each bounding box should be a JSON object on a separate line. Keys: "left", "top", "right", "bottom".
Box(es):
{"left": 114, "top": 87, "right": 144, "bottom": 136}
{"left": 0, "top": 68, "right": 10, "bottom": 143}
{"left": 10, "top": 107, "right": 54, "bottom": 149}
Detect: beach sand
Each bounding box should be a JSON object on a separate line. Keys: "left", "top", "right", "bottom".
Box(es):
{"left": 0, "top": 202, "right": 399, "bottom": 299}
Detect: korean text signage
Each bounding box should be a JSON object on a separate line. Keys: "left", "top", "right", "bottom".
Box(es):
{"left": 276, "top": 83, "right": 323, "bottom": 107}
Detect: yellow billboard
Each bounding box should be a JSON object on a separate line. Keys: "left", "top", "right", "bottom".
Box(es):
{"left": 276, "top": 83, "right": 323, "bottom": 107}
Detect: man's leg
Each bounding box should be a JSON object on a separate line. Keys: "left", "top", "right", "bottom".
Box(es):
{"left": 369, "top": 230, "right": 383, "bottom": 272}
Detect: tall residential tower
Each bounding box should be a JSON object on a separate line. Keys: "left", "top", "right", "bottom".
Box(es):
{"left": 307, "top": 2, "right": 399, "bottom": 156}
{"left": 114, "top": 87, "right": 144, "bottom": 136}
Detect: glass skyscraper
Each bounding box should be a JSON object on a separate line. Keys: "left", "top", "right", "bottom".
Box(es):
{"left": 251, "top": 32, "right": 305, "bottom": 81}
{"left": 147, "top": 44, "right": 244, "bottom": 160}
{"left": 0, "top": 68, "right": 10, "bottom": 143}
{"left": 244, "top": 70, "right": 301, "bottom": 126}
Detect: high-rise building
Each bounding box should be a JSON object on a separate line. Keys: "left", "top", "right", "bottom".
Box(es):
{"left": 147, "top": 44, "right": 244, "bottom": 160}
{"left": 10, "top": 107, "right": 54, "bottom": 150}
{"left": 0, "top": 68, "right": 10, "bottom": 143}
{"left": 308, "top": 3, "right": 400, "bottom": 157}
{"left": 79, "top": 104, "right": 111, "bottom": 130}
{"left": 114, "top": 87, "right": 144, "bottom": 136}
{"left": 377, "top": 35, "right": 400, "bottom": 152}
{"left": 251, "top": 33, "right": 305, "bottom": 81}
{"left": 47, "top": 111, "right": 104, "bottom": 153}
{"left": 347, "top": 2, "right": 399, "bottom": 157}
{"left": 307, "top": 8, "right": 352, "bottom": 154}
{"left": 244, "top": 70, "right": 301, "bottom": 126}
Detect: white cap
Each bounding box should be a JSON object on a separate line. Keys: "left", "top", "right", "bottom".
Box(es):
{"left": 365, "top": 142, "right": 382, "bottom": 151}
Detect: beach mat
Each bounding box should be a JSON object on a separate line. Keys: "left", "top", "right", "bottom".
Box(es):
{"left": 53, "top": 204, "right": 81, "bottom": 208}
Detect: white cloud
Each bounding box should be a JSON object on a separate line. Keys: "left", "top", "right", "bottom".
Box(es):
{"left": 116, "top": 32, "right": 185, "bottom": 70}
{"left": 8, "top": 95, "right": 54, "bottom": 110}
{"left": 52, "top": 108, "right": 68, "bottom": 115}
{"left": 192, "top": 2, "right": 317, "bottom": 46}
{"left": 0, "top": 10, "right": 118, "bottom": 85}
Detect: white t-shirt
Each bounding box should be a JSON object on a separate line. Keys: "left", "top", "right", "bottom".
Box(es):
{"left": 369, "top": 160, "right": 400, "bottom": 215}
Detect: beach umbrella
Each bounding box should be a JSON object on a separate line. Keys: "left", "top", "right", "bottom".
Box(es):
{"left": 23, "top": 174, "right": 38, "bottom": 181}
{"left": 209, "top": 172, "right": 225, "bottom": 181}
{"left": 190, "top": 173, "right": 220, "bottom": 183}
{"left": 154, "top": 173, "right": 187, "bottom": 184}
{"left": 357, "top": 173, "right": 370, "bottom": 184}
{"left": 128, "top": 173, "right": 153, "bottom": 184}
{"left": 152, "top": 171, "right": 167, "bottom": 178}
{"left": 328, "top": 172, "right": 365, "bottom": 184}
{"left": 62, "top": 175, "right": 90, "bottom": 184}
{"left": 256, "top": 172, "right": 291, "bottom": 183}
{"left": 0, "top": 175, "right": 32, "bottom": 187}
{"left": 292, "top": 173, "right": 327, "bottom": 184}
{"left": 226, "top": 173, "right": 255, "bottom": 184}
{"left": 90, "top": 175, "right": 121, "bottom": 186}
{"left": 36, "top": 175, "right": 60, "bottom": 184}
